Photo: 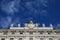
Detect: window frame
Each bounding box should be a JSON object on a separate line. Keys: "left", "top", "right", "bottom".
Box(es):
{"left": 40, "top": 38, "right": 44, "bottom": 40}
{"left": 29, "top": 38, "right": 33, "bottom": 40}
{"left": 19, "top": 38, "right": 22, "bottom": 40}
{"left": 49, "top": 38, "right": 53, "bottom": 40}
{"left": 29, "top": 31, "right": 33, "bottom": 34}
{"left": 10, "top": 38, "right": 14, "bottom": 40}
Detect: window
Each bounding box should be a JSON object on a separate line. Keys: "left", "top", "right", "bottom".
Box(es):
{"left": 40, "top": 38, "right": 44, "bottom": 40}
{"left": 47, "top": 31, "right": 53, "bottom": 35}
{"left": 20, "top": 32, "right": 23, "bottom": 34}
{"left": 48, "top": 32, "right": 52, "bottom": 35}
{"left": 1, "top": 38, "right": 5, "bottom": 40}
{"left": 56, "top": 32, "right": 60, "bottom": 34}
{"left": 30, "top": 32, "right": 33, "bottom": 34}
{"left": 10, "top": 38, "right": 14, "bottom": 40}
{"left": 48, "top": 32, "right": 51, "bottom": 34}
{"left": 11, "top": 31, "right": 15, "bottom": 34}
{"left": 3, "top": 31, "right": 8, "bottom": 35}
{"left": 49, "top": 38, "right": 53, "bottom": 40}
{"left": 19, "top": 38, "right": 22, "bottom": 40}
{"left": 40, "top": 32, "right": 43, "bottom": 34}
{"left": 29, "top": 38, "right": 33, "bottom": 40}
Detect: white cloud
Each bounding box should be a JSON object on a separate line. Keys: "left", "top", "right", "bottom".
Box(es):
{"left": 25, "top": 0, "right": 48, "bottom": 16}
{"left": 1, "top": 0, "right": 20, "bottom": 15}
{"left": 1, "top": 0, "right": 48, "bottom": 16}
{"left": 0, "top": 0, "right": 49, "bottom": 28}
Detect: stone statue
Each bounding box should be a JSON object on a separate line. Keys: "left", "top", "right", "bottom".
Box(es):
{"left": 28, "top": 21, "right": 35, "bottom": 28}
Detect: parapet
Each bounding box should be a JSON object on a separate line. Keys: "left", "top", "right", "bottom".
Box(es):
{"left": 10, "top": 21, "right": 53, "bottom": 30}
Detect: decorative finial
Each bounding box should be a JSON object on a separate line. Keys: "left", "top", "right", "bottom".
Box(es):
{"left": 11, "top": 24, "right": 13, "bottom": 27}
{"left": 50, "top": 24, "right": 53, "bottom": 27}
{"left": 25, "top": 23, "right": 28, "bottom": 27}
{"left": 18, "top": 24, "right": 20, "bottom": 27}
{"left": 35, "top": 23, "right": 38, "bottom": 27}
{"left": 42, "top": 24, "right": 45, "bottom": 27}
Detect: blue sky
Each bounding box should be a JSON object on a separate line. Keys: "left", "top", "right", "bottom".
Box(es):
{"left": 0, "top": 0, "right": 60, "bottom": 29}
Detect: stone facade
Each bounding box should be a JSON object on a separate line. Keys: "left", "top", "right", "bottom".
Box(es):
{"left": 0, "top": 21, "right": 60, "bottom": 40}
